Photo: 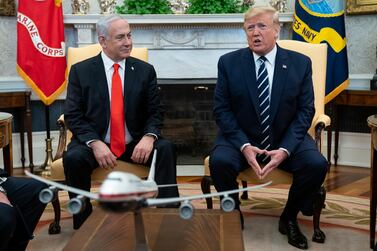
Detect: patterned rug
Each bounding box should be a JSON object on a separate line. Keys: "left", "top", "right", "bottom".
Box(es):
{"left": 29, "top": 183, "right": 371, "bottom": 251}
{"left": 210, "top": 187, "right": 369, "bottom": 231}
{"left": 153, "top": 183, "right": 369, "bottom": 230}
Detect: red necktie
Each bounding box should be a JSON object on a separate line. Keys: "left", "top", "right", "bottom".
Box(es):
{"left": 110, "top": 63, "right": 126, "bottom": 157}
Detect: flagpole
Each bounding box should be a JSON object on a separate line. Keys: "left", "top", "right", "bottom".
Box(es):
{"left": 34, "top": 105, "right": 54, "bottom": 176}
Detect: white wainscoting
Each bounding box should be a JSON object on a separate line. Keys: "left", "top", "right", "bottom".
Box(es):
{"left": 0, "top": 131, "right": 60, "bottom": 170}
{"left": 321, "top": 131, "right": 371, "bottom": 168}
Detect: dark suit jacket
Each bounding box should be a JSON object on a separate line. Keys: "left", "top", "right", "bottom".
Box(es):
{"left": 64, "top": 53, "right": 163, "bottom": 146}
{"left": 214, "top": 45, "right": 315, "bottom": 155}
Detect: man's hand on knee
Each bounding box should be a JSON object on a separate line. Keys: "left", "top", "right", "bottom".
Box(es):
{"left": 131, "top": 136, "right": 155, "bottom": 164}
{"left": 261, "top": 149, "right": 288, "bottom": 179}
{"left": 242, "top": 145, "right": 266, "bottom": 179}
{"left": 0, "top": 192, "right": 11, "bottom": 206}
{"left": 89, "top": 140, "right": 117, "bottom": 169}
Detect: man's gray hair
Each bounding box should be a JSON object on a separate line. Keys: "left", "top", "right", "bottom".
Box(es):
{"left": 96, "top": 15, "right": 124, "bottom": 39}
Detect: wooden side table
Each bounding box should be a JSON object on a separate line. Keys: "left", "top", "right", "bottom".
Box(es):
{"left": 331, "top": 90, "right": 377, "bottom": 166}
{"left": 368, "top": 114, "right": 377, "bottom": 249}
{"left": 0, "top": 91, "right": 34, "bottom": 171}
{"left": 0, "top": 112, "right": 13, "bottom": 176}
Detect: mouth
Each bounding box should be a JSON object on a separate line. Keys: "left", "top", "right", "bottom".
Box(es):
{"left": 253, "top": 39, "right": 262, "bottom": 46}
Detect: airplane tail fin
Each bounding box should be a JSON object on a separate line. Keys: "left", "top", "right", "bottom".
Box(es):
{"left": 147, "top": 149, "right": 157, "bottom": 181}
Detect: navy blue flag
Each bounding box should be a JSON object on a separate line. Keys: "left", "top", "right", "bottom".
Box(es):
{"left": 292, "top": 0, "right": 349, "bottom": 103}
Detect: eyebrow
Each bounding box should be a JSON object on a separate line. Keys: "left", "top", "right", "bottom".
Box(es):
{"left": 115, "top": 31, "right": 131, "bottom": 38}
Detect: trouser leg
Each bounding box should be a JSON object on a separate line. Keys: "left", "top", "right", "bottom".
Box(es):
{"left": 0, "top": 204, "right": 17, "bottom": 251}
{"left": 280, "top": 148, "right": 327, "bottom": 220}
{"left": 63, "top": 144, "right": 98, "bottom": 229}
{"left": 209, "top": 145, "right": 246, "bottom": 210}
{"left": 122, "top": 138, "right": 179, "bottom": 198}
{"left": 2, "top": 177, "right": 47, "bottom": 251}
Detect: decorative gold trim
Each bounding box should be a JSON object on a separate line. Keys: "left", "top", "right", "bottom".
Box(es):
{"left": 347, "top": 0, "right": 377, "bottom": 15}
{"left": 0, "top": 0, "right": 16, "bottom": 16}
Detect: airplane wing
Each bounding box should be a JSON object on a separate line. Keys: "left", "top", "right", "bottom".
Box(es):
{"left": 25, "top": 170, "right": 99, "bottom": 200}
{"left": 145, "top": 181, "right": 272, "bottom": 207}
{"left": 25, "top": 170, "right": 271, "bottom": 206}
{"left": 157, "top": 184, "right": 179, "bottom": 188}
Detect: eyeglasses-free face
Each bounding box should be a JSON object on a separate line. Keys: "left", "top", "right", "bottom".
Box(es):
{"left": 244, "top": 13, "right": 279, "bottom": 56}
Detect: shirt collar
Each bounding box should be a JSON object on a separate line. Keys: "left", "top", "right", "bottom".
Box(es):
{"left": 101, "top": 52, "right": 126, "bottom": 71}
{"left": 0, "top": 177, "right": 7, "bottom": 184}
{"left": 252, "top": 44, "right": 277, "bottom": 66}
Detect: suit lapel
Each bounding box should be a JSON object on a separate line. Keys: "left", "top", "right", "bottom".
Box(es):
{"left": 124, "top": 57, "right": 137, "bottom": 112}
{"left": 91, "top": 54, "right": 110, "bottom": 123}
{"left": 241, "top": 48, "right": 260, "bottom": 117}
{"left": 270, "top": 46, "right": 289, "bottom": 123}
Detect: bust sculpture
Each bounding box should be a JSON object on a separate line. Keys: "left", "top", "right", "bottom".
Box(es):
{"left": 269, "top": 0, "right": 287, "bottom": 13}
{"left": 98, "top": 0, "right": 116, "bottom": 14}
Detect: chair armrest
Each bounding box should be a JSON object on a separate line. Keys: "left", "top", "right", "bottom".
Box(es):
{"left": 53, "top": 115, "right": 67, "bottom": 161}
{"left": 313, "top": 114, "right": 331, "bottom": 129}
{"left": 312, "top": 114, "right": 331, "bottom": 150}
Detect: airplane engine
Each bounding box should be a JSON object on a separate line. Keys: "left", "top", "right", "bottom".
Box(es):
{"left": 67, "top": 195, "right": 86, "bottom": 215}
{"left": 221, "top": 196, "right": 235, "bottom": 212}
{"left": 179, "top": 201, "right": 194, "bottom": 220}
{"left": 39, "top": 186, "right": 58, "bottom": 204}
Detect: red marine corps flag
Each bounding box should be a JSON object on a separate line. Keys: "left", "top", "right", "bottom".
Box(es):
{"left": 17, "top": 0, "right": 66, "bottom": 105}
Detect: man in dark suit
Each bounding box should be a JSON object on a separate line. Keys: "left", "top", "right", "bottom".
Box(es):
{"left": 63, "top": 15, "right": 179, "bottom": 229}
{"left": 0, "top": 169, "right": 47, "bottom": 251}
{"left": 210, "top": 7, "right": 327, "bottom": 250}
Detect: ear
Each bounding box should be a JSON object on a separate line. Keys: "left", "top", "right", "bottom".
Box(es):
{"left": 98, "top": 36, "right": 106, "bottom": 48}
{"left": 273, "top": 25, "right": 280, "bottom": 39}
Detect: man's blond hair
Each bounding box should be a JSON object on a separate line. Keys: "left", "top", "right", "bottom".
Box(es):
{"left": 244, "top": 6, "right": 279, "bottom": 26}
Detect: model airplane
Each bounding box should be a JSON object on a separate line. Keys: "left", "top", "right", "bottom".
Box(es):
{"left": 25, "top": 150, "right": 271, "bottom": 220}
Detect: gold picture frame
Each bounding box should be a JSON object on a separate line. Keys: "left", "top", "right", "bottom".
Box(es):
{"left": 347, "top": 0, "right": 377, "bottom": 15}
{"left": 0, "top": 0, "right": 16, "bottom": 16}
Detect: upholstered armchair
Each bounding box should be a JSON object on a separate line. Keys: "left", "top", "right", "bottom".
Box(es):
{"left": 201, "top": 40, "right": 330, "bottom": 243}
{"left": 47, "top": 44, "right": 150, "bottom": 234}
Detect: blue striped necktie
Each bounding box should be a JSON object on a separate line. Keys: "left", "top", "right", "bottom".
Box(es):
{"left": 256, "top": 56, "right": 270, "bottom": 163}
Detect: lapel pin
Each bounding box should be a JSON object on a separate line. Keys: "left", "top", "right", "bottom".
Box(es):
{"left": 282, "top": 64, "right": 287, "bottom": 69}
{"left": 131, "top": 66, "right": 134, "bottom": 71}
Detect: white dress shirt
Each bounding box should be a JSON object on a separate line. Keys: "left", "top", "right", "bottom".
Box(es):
{"left": 252, "top": 45, "right": 277, "bottom": 98}
{"left": 241, "top": 45, "right": 289, "bottom": 156}
{"left": 101, "top": 52, "right": 133, "bottom": 144}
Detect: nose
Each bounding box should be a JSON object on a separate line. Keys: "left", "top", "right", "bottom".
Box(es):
{"left": 252, "top": 26, "right": 263, "bottom": 34}
{"left": 252, "top": 30, "right": 261, "bottom": 37}
{"left": 125, "top": 38, "right": 131, "bottom": 45}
